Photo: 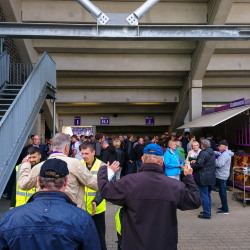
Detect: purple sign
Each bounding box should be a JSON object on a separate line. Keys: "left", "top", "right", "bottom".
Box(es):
{"left": 74, "top": 117, "right": 81, "bottom": 126}
{"left": 100, "top": 116, "right": 110, "bottom": 126}
{"left": 146, "top": 116, "right": 154, "bottom": 125}
{"left": 230, "top": 98, "right": 245, "bottom": 109}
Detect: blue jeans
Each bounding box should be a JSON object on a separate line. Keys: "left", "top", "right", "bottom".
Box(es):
{"left": 197, "top": 185, "right": 212, "bottom": 218}
{"left": 216, "top": 178, "right": 228, "bottom": 212}
{"left": 125, "top": 161, "right": 133, "bottom": 175}
{"left": 137, "top": 161, "right": 143, "bottom": 170}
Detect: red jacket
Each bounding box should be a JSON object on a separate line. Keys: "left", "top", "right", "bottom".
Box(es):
{"left": 98, "top": 163, "right": 201, "bottom": 250}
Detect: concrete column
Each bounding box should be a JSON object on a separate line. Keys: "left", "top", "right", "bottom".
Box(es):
{"left": 92, "top": 126, "right": 96, "bottom": 137}
{"left": 189, "top": 80, "right": 202, "bottom": 136}
{"left": 30, "top": 114, "right": 41, "bottom": 137}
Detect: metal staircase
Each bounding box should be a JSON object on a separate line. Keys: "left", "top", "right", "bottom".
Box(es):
{"left": 0, "top": 85, "right": 22, "bottom": 121}
{"left": 0, "top": 52, "right": 56, "bottom": 197}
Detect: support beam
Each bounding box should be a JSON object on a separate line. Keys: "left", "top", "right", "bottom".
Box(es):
{"left": 203, "top": 88, "right": 250, "bottom": 103}
{"left": 1, "top": 23, "right": 250, "bottom": 41}
{"left": 56, "top": 104, "right": 176, "bottom": 114}
{"left": 76, "top": 0, "right": 109, "bottom": 25}
{"left": 22, "top": 1, "right": 207, "bottom": 24}
{"left": 189, "top": 86, "right": 202, "bottom": 136}
{"left": 170, "top": 0, "right": 235, "bottom": 132}
{"left": 126, "top": 0, "right": 160, "bottom": 25}
{"left": 203, "top": 77, "right": 250, "bottom": 88}
{"left": 56, "top": 77, "right": 183, "bottom": 89}
{"left": 33, "top": 40, "right": 196, "bottom": 54}
{"left": 56, "top": 88, "right": 180, "bottom": 103}
{"left": 47, "top": 53, "right": 191, "bottom": 72}
{"left": 0, "top": 0, "right": 38, "bottom": 63}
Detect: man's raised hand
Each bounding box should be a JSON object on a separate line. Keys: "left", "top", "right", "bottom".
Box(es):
{"left": 183, "top": 164, "right": 193, "bottom": 176}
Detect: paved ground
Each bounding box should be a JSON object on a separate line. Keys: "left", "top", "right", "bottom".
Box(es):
{"left": 1, "top": 188, "right": 249, "bottom": 250}
{"left": 105, "top": 189, "right": 250, "bottom": 250}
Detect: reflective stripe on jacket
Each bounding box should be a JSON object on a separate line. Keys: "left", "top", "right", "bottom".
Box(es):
{"left": 81, "top": 158, "right": 106, "bottom": 214}
{"left": 15, "top": 164, "right": 35, "bottom": 207}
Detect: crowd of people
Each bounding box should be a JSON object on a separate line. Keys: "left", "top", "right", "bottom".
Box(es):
{"left": 0, "top": 130, "right": 234, "bottom": 250}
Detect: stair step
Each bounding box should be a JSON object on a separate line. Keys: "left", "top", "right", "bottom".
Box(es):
{"left": 5, "top": 84, "right": 23, "bottom": 87}
{"left": 0, "top": 93, "right": 17, "bottom": 97}
{"left": 3, "top": 89, "right": 20, "bottom": 91}
{"left": 2, "top": 91, "right": 19, "bottom": 95}
{"left": 0, "top": 99, "right": 15, "bottom": 104}
{"left": 0, "top": 104, "right": 11, "bottom": 106}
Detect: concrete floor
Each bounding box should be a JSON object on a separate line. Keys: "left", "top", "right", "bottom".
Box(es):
{"left": 1, "top": 188, "right": 249, "bottom": 250}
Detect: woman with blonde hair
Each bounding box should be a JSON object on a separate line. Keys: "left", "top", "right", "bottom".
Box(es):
{"left": 185, "top": 141, "right": 201, "bottom": 164}
{"left": 113, "top": 139, "right": 124, "bottom": 180}
{"left": 163, "top": 140, "right": 184, "bottom": 180}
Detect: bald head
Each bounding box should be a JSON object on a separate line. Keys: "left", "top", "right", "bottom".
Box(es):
{"left": 139, "top": 138, "right": 144, "bottom": 144}
{"left": 33, "top": 135, "right": 40, "bottom": 147}
{"left": 102, "top": 140, "right": 109, "bottom": 149}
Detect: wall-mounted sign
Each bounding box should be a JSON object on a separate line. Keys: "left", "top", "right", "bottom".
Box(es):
{"left": 100, "top": 116, "right": 110, "bottom": 126}
{"left": 74, "top": 116, "right": 81, "bottom": 126}
{"left": 146, "top": 116, "right": 154, "bottom": 125}
{"left": 230, "top": 98, "right": 245, "bottom": 109}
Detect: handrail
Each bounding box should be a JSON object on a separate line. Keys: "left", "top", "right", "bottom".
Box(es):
{"left": 0, "top": 51, "right": 9, "bottom": 88}
{"left": 0, "top": 52, "right": 56, "bottom": 196}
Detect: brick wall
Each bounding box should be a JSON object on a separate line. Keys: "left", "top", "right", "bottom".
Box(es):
{"left": 0, "top": 7, "right": 24, "bottom": 84}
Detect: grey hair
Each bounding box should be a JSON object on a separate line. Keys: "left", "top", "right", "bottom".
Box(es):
{"left": 143, "top": 153, "right": 163, "bottom": 165}
{"left": 51, "top": 133, "right": 71, "bottom": 151}
{"left": 201, "top": 139, "right": 211, "bottom": 148}
{"left": 39, "top": 170, "right": 67, "bottom": 190}
{"left": 175, "top": 141, "right": 182, "bottom": 147}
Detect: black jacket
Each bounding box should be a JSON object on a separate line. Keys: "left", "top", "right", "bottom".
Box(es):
{"left": 116, "top": 148, "right": 124, "bottom": 168}
{"left": 191, "top": 148, "right": 216, "bottom": 186}
{"left": 182, "top": 138, "right": 189, "bottom": 155}
{"left": 21, "top": 144, "right": 46, "bottom": 162}
{"left": 98, "top": 163, "right": 201, "bottom": 250}
{"left": 124, "top": 139, "right": 133, "bottom": 161}
{"left": 135, "top": 144, "right": 145, "bottom": 161}
{"left": 144, "top": 138, "right": 150, "bottom": 147}
{"left": 207, "top": 138, "right": 218, "bottom": 151}
{"left": 102, "top": 145, "right": 117, "bottom": 165}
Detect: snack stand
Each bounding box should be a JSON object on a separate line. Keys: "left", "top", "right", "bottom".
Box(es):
{"left": 178, "top": 98, "right": 250, "bottom": 206}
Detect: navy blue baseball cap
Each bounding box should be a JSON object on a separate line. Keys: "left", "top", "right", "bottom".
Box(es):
{"left": 40, "top": 159, "right": 69, "bottom": 179}
{"left": 144, "top": 144, "right": 163, "bottom": 156}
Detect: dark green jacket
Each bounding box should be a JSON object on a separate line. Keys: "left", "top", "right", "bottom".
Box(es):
{"left": 177, "top": 147, "right": 185, "bottom": 171}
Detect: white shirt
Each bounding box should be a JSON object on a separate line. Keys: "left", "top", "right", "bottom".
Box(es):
{"left": 72, "top": 141, "right": 83, "bottom": 160}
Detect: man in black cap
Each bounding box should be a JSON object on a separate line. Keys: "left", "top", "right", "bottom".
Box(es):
{"left": 0, "top": 159, "right": 101, "bottom": 250}
{"left": 214, "top": 141, "right": 234, "bottom": 215}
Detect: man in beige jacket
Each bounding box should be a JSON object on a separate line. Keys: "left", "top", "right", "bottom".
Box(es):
{"left": 18, "top": 133, "right": 110, "bottom": 210}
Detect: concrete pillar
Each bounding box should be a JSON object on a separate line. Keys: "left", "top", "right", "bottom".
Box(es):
{"left": 189, "top": 80, "right": 202, "bottom": 137}
{"left": 92, "top": 126, "right": 96, "bottom": 137}
{"left": 30, "top": 114, "right": 41, "bottom": 137}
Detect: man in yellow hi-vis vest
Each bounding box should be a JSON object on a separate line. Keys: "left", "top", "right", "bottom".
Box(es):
{"left": 80, "top": 142, "right": 107, "bottom": 250}
{"left": 10, "top": 147, "right": 41, "bottom": 209}
{"left": 115, "top": 207, "right": 123, "bottom": 250}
